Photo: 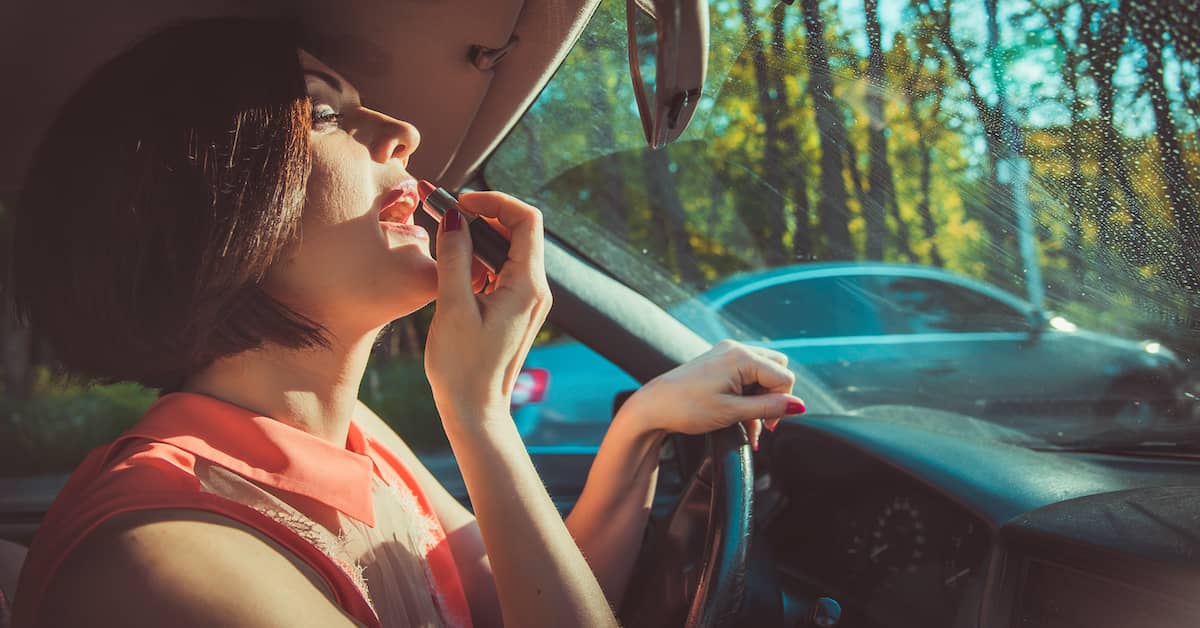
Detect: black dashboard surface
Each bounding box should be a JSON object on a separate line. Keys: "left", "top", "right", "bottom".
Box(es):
{"left": 996, "top": 485, "right": 1200, "bottom": 627}
{"left": 760, "top": 413, "right": 1200, "bottom": 628}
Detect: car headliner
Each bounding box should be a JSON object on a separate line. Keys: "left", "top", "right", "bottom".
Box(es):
{"left": 0, "top": 0, "right": 600, "bottom": 194}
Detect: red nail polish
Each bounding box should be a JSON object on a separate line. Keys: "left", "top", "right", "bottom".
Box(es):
{"left": 752, "top": 438, "right": 760, "bottom": 452}
{"left": 444, "top": 207, "right": 462, "bottom": 232}
{"left": 786, "top": 401, "right": 806, "bottom": 415}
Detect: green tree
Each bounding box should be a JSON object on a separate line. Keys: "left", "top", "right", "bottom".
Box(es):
{"left": 737, "top": 0, "right": 790, "bottom": 264}
{"left": 894, "top": 28, "right": 951, "bottom": 267}
{"left": 1133, "top": 0, "right": 1200, "bottom": 289}
{"left": 770, "top": 5, "right": 815, "bottom": 261}
{"left": 862, "top": 0, "right": 902, "bottom": 261}
{"left": 914, "top": 0, "right": 1025, "bottom": 285}
{"left": 800, "top": 0, "right": 855, "bottom": 259}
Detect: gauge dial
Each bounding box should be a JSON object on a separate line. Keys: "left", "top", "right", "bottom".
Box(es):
{"left": 941, "top": 520, "right": 988, "bottom": 592}
{"left": 868, "top": 495, "right": 927, "bottom": 575}
{"left": 842, "top": 513, "right": 869, "bottom": 579}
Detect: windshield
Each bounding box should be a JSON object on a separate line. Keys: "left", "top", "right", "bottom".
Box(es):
{"left": 489, "top": 0, "right": 1200, "bottom": 450}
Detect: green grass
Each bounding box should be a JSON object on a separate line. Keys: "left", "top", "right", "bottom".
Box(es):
{"left": 0, "top": 357, "right": 450, "bottom": 477}
{"left": 357, "top": 355, "right": 450, "bottom": 453}
{"left": 0, "top": 374, "right": 157, "bottom": 476}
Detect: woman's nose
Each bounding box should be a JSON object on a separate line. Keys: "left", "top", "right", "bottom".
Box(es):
{"left": 367, "top": 111, "right": 421, "bottom": 165}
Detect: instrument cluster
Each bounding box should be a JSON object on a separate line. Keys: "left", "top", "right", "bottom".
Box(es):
{"left": 768, "top": 473, "right": 991, "bottom": 627}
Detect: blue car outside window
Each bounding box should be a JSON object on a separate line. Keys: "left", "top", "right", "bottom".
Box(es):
{"left": 872, "top": 277, "right": 1028, "bottom": 334}
{"left": 720, "top": 276, "right": 885, "bottom": 339}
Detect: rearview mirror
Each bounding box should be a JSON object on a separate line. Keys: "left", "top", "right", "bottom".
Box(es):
{"left": 626, "top": 0, "right": 709, "bottom": 150}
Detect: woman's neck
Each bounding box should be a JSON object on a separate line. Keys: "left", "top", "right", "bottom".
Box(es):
{"left": 181, "top": 328, "right": 382, "bottom": 445}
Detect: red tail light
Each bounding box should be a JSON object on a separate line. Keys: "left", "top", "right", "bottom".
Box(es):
{"left": 511, "top": 368, "right": 550, "bottom": 408}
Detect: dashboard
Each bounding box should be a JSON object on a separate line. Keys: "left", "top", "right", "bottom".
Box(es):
{"left": 765, "top": 468, "right": 989, "bottom": 626}
{"left": 759, "top": 414, "right": 1200, "bottom": 627}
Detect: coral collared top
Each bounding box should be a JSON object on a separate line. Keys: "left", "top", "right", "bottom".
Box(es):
{"left": 16, "top": 393, "right": 473, "bottom": 628}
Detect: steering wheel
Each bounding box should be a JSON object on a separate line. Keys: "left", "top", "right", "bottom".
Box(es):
{"left": 620, "top": 425, "right": 776, "bottom": 627}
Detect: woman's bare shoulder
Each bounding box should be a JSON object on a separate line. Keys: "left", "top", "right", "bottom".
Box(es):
{"left": 35, "top": 509, "right": 359, "bottom": 628}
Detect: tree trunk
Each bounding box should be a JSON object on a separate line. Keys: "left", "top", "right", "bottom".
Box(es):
{"left": 984, "top": 0, "right": 1029, "bottom": 290}
{"left": 925, "top": 0, "right": 1018, "bottom": 284}
{"left": 519, "top": 123, "right": 546, "bottom": 191}
{"left": 1, "top": 300, "right": 33, "bottom": 400}
{"left": 862, "top": 0, "right": 892, "bottom": 260}
{"left": 904, "top": 87, "right": 943, "bottom": 266}
{"left": 772, "top": 4, "right": 812, "bottom": 261}
{"left": 1141, "top": 23, "right": 1200, "bottom": 288}
{"left": 845, "top": 139, "right": 869, "bottom": 223}
{"left": 916, "top": 128, "right": 943, "bottom": 267}
{"left": 1029, "top": 0, "right": 1088, "bottom": 283}
{"left": 1063, "top": 71, "right": 1086, "bottom": 283}
{"left": 644, "top": 149, "right": 703, "bottom": 284}
{"left": 739, "top": 0, "right": 788, "bottom": 265}
{"left": 1090, "top": 14, "right": 1147, "bottom": 262}
{"left": 888, "top": 188, "right": 915, "bottom": 261}
{"left": 800, "top": 0, "right": 854, "bottom": 259}
{"left": 581, "top": 36, "right": 630, "bottom": 240}
{"left": 901, "top": 35, "right": 944, "bottom": 267}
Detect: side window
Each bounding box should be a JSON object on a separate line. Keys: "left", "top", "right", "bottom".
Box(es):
{"left": 515, "top": 324, "right": 641, "bottom": 447}
{"left": 872, "top": 276, "right": 1028, "bottom": 334}
{"left": 718, "top": 276, "right": 884, "bottom": 339}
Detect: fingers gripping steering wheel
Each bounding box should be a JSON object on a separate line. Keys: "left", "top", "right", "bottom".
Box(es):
{"left": 620, "top": 426, "right": 758, "bottom": 627}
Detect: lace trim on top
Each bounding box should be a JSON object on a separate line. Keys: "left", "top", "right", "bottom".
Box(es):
{"left": 195, "top": 460, "right": 455, "bottom": 627}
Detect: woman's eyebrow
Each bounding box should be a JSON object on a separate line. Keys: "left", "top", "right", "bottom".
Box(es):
{"left": 303, "top": 69, "right": 360, "bottom": 102}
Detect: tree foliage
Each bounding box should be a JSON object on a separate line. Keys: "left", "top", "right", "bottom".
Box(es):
{"left": 489, "top": 0, "right": 1200, "bottom": 354}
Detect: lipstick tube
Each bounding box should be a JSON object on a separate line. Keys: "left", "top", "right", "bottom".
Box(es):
{"left": 416, "top": 181, "right": 511, "bottom": 274}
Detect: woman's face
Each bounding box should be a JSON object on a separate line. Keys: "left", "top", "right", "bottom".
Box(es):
{"left": 262, "top": 50, "right": 436, "bottom": 337}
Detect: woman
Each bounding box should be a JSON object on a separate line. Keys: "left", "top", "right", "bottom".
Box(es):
{"left": 8, "top": 18, "right": 805, "bottom": 628}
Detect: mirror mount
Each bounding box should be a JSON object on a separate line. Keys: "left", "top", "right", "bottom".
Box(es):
{"left": 627, "top": 0, "right": 709, "bottom": 150}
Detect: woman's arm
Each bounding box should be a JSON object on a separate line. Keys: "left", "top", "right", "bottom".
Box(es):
{"left": 363, "top": 397, "right": 611, "bottom": 628}
{"left": 358, "top": 396, "right": 651, "bottom": 624}
{"left": 405, "top": 187, "right": 804, "bottom": 622}
{"left": 564, "top": 341, "right": 805, "bottom": 607}
{"left": 423, "top": 192, "right": 616, "bottom": 627}
{"left": 359, "top": 340, "right": 803, "bottom": 619}
{"left": 562, "top": 411, "right": 666, "bottom": 608}
{"left": 353, "top": 401, "right": 503, "bottom": 628}
{"left": 34, "top": 510, "right": 360, "bottom": 628}
{"left": 442, "top": 409, "right": 616, "bottom": 627}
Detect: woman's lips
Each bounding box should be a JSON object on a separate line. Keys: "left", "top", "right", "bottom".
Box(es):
{"left": 380, "top": 221, "right": 429, "bottom": 239}
{"left": 378, "top": 180, "right": 419, "bottom": 224}
{"left": 378, "top": 181, "right": 427, "bottom": 242}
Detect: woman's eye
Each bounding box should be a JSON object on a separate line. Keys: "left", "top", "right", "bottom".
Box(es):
{"left": 311, "top": 103, "right": 344, "bottom": 130}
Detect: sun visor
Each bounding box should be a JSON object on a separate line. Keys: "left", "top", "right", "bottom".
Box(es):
{"left": 0, "top": 0, "right": 536, "bottom": 193}
{"left": 294, "top": 0, "right": 527, "bottom": 183}
{"left": 439, "top": 0, "right": 601, "bottom": 189}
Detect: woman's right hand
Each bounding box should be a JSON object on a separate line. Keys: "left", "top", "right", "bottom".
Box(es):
{"left": 424, "top": 191, "right": 552, "bottom": 430}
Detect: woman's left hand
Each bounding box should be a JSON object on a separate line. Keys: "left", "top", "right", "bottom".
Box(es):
{"left": 616, "top": 340, "right": 807, "bottom": 450}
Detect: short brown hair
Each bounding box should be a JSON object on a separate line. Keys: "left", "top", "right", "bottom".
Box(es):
{"left": 9, "top": 18, "right": 327, "bottom": 390}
